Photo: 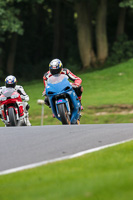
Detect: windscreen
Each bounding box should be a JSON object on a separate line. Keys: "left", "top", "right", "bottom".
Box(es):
{"left": 1, "top": 88, "right": 15, "bottom": 97}
{"left": 48, "top": 74, "right": 68, "bottom": 84}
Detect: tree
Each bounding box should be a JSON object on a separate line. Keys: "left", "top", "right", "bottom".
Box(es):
{"left": 0, "top": 0, "right": 23, "bottom": 75}
{"left": 0, "top": 0, "right": 44, "bottom": 76}
{"left": 52, "top": 0, "right": 66, "bottom": 60}
{"left": 96, "top": 0, "right": 108, "bottom": 64}
{"left": 119, "top": 0, "right": 133, "bottom": 8}
{"left": 116, "top": 0, "right": 127, "bottom": 38}
{"left": 1, "top": 0, "right": 133, "bottom": 79}
{"left": 75, "top": 0, "right": 92, "bottom": 69}
{"left": 75, "top": 0, "right": 108, "bottom": 68}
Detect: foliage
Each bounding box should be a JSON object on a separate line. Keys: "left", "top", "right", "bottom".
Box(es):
{"left": 0, "top": 70, "right": 4, "bottom": 80}
{"left": 119, "top": 0, "right": 133, "bottom": 8}
{"left": 0, "top": 0, "right": 22, "bottom": 54}
{"left": 1, "top": 0, "right": 133, "bottom": 79}
{"left": 0, "top": 0, "right": 23, "bottom": 34}
{"left": 0, "top": 0, "right": 44, "bottom": 55}
{"left": 105, "top": 35, "right": 133, "bottom": 66}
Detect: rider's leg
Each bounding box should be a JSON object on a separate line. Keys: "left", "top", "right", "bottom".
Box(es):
{"left": 73, "top": 86, "right": 83, "bottom": 110}
{"left": 0, "top": 108, "right": 2, "bottom": 119}
{"left": 44, "top": 96, "right": 50, "bottom": 106}
{"left": 78, "top": 96, "right": 83, "bottom": 110}
{"left": 0, "top": 107, "right": 7, "bottom": 125}
{"left": 44, "top": 96, "right": 55, "bottom": 117}
{"left": 23, "top": 102, "right": 31, "bottom": 126}
{"left": 25, "top": 113, "right": 31, "bottom": 126}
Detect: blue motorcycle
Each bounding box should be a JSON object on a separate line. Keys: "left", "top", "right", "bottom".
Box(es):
{"left": 46, "top": 74, "right": 81, "bottom": 125}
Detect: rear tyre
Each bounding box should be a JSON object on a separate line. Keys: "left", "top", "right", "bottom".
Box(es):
{"left": 58, "top": 103, "right": 70, "bottom": 125}
{"left": 8, "top": 107, "right": 17, "bottom": 126}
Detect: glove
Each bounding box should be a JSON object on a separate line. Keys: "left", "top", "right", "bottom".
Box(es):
{"left": 71, "top": 83, "right": 79, "bottom": 88}
{"left": 21, "top": 95, "right": 29, "bottom": 102}
{"left": 20, "top": 95, "right": 25, "bottom": 100}
{"left": 42, "top": 90, "right": 46, "bottom": 96}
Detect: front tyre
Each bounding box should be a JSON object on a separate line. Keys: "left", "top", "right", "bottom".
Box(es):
{"left": 58, "top": 103, "right": 70, "bottom": 125}
{"left": 8, "top": 107, "right": 17, "bottom": 126}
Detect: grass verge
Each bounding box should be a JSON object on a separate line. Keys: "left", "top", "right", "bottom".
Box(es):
{"left": 1, "top": 59, "right": 133, "bottom": 126}
{"left": 0, "top": 140, "right": 133, "bottom": 200}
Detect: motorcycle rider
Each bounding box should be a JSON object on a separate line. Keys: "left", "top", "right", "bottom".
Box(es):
{"left": 42, "top": 58, "right": 83, "bottom": 111}
{"left": 0, "top": 75, "right": 31, "bottom": 126}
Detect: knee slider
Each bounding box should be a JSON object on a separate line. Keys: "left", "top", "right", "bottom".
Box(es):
{"left": 26, "top": 104, "right": 30, "bottom": 111}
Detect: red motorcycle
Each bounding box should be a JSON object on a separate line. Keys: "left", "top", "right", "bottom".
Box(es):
{"left": 0, "top": 87, "right": 26, "bottom": 126}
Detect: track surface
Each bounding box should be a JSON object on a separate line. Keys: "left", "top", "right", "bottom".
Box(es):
{"left": 0, "top": 124, "right": 133, "bottom": 172}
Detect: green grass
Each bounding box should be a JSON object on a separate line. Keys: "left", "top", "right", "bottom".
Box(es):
{"left": 1, "top": 60, "right": 133, "bottom": 199}
{"left": 81, "top": 58, "right": 133, "bottom": 106}
{"left": 1, "top": 58, "right": 133, "bottom": 126}
{"left": 0, "top": 140, "right": 133, "bottom": 200}
{"left": 25, "top": 58, "right": 133, "bottom": 125}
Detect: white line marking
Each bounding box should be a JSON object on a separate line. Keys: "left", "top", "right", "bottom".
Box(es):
{"left": 0, "top": 138, "right": 133, "bottom": 175}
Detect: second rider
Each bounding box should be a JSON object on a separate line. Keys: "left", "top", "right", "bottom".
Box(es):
{"left": 42, "top": 58, "right": 83, "bottom": 112}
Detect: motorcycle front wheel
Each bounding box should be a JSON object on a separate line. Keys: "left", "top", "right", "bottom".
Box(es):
{"left": 8, "top": 107, "right": 17, "bottom": 126}
{"left": 58, "top": 103, "right": 71, "bottom": 125}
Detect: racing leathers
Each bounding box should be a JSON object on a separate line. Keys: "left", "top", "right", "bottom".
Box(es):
{"left": 42, "top": 68, "right": 83, "bottom": 108}
{"left": 0, "top": 85, "right": 31, "bottom": 126}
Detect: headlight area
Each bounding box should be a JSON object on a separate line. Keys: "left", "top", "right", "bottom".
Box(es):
{"left": 11, "top": 94, "right": 19, "bottom": 99}
{"left": 0, "top": 97, "right": 7, "bottom": 101}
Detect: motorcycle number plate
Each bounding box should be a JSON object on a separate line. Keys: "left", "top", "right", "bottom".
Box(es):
{"left": 57, "top": 100, "right": 63, "bottom": 103}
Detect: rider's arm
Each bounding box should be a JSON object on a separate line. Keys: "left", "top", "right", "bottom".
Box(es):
{"left": 63, "top": 68, "right": 82, "bottom": 86}
{"left": 43, "top": 73, "right": 48, "bottom": 88}
{"left": 0, "top": 86, "right": 5, "bottom": 95}
{"left": 0, "top": 87, "right": 2, "bottom": 95}
{"left": 42, "top": 71, "right": 50, "bottom": 96}
{"left": 15, "top": 85, "right": 29, "bottom": 101}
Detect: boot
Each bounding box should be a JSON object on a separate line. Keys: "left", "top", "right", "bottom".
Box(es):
{"left": 26, "top": 117, "right": 31, "bottom": 126}
{"left": 25, "top": 112, "right": 31, "bottom": 126}
{"left": 44, "top": 96, "right": 50, "bottom": 106}
{"left": 81, "top": 105, "right": 83, "bottom": 110}
{"left": 0, "top": 109, "right": 2, "bottom": 119}
{"left": 78, "top": 97, "right": 83, "bottom": 110}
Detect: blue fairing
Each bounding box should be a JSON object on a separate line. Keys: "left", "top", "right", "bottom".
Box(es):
{"left": 46, "top": 74, "right": 81, "bottom": 124}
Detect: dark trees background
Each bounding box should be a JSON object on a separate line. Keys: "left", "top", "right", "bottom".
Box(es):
{"left": 0, "top": 0, "right": 133, "bottom": 81}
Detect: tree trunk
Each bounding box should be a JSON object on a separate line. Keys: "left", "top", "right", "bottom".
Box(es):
{"left": 96, "top": 0, "right": 108, "bottom": 64}
{"left": 52, "top": 1, "right": 60, "bottom": 58}
{"left": 91, "top": 50, "right": 97, "bottom": 67}
{"left": 0, "top": 42, "right": 4, "bottom": 74}
{"left": 75, "top": 1, "right": 92, "bottom": 69}
{"left": 0, "top": 55, "right": 3, "bottom": 70}
{"left": 116, "top": 7, "right": 126, "bottom": 37}
{"left": 7, "top": 33, "right": 18, "bottom": 74}
{"left": 52, "top": 0, "right": 65, "bottom": 60}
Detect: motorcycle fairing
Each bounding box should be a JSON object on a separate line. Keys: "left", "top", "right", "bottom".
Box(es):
{"left": 46, "top": 74, "right": 81, "bottom": 124}
{"left": 0, "top": 87, "right": 25, "bottom": 125}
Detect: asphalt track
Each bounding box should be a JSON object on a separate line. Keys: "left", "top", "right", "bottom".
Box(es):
{"left": 0, "top": 123, "right": 133, "bottom": 172}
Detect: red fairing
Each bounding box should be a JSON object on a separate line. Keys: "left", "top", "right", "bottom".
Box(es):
{"left": 0, "top": 94, "right": 4, "bottom": 106}
{"left": 19, "top": 105, "right": 24, "bottom": 117}
{"left": 2, "top": 110, "right": 6, "bottom": 120}
{"left": 0, "top": 92, "right": 22, "bottom": 106}
{"left": 6, "top": 107, "right": 18, "bottom": 115}
{"left": 0, "top": 90, "right": 24, "bottom": 118}
{"left": 12, "top": 91, "right": 22, "bottom": 102}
